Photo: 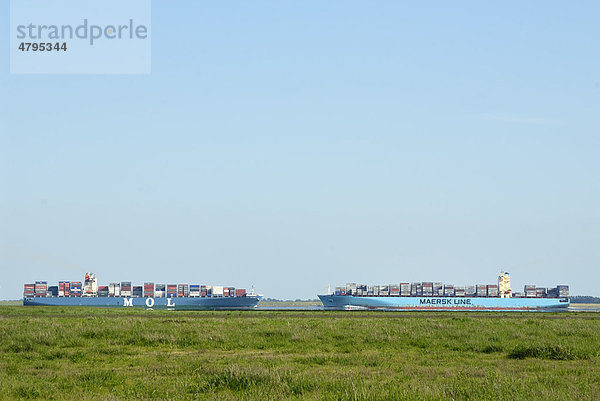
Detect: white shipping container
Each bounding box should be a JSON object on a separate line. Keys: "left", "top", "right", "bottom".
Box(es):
{"left": 212, "top": 286, "right": 224, "bottom": 296}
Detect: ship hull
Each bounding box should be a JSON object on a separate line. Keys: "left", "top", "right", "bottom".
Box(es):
{"left": 23, "top": 295, "right": 261, "bottom": 310}
{"left": 318, "top": 295, "right": 569, "bottom": 311}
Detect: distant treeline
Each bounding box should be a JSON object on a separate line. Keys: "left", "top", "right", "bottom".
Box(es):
{"left": 263, "top": 298, "right": 320, "bottom": 302}
{"left": 570, "top": 296, "right": 600, "bottom": 304}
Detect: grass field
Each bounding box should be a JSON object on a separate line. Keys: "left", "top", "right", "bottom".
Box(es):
{"left": 0, "top": 307, "right": 598, "bottom": 400}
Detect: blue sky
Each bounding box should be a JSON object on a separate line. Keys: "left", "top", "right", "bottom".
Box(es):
{"left": 1, "top": 1, "right": 599, "bottom": 299}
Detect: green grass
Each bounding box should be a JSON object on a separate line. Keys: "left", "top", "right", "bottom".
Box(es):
{"left": 0, "top": 307, "right": 598, "bottom": 400}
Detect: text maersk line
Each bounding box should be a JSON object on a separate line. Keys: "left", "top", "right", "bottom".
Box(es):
{"left": 420, "top": 298, "right": 473, "bottom": 305}
{"left": 16, "top": 19, "right": 148, "bottom": 45}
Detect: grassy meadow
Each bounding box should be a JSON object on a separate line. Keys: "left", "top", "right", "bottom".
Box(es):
{"left": 0, "top": 307, "right": 599, "bottom": 400}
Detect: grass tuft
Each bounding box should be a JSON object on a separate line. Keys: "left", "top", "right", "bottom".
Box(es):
{"left": 508, "top": 344, "right": 580, "bottom": 360}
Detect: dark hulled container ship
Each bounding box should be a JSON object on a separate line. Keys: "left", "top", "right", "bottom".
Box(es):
{"left": 23, "top": 273, "right": 262, "bottom": 310}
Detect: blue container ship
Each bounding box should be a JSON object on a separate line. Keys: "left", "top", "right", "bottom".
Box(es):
{"left": 319, "top": 272, "right": 570, "bottom": 311}
{"left": 23, "top": 273, "right": 262, "bottom": 310}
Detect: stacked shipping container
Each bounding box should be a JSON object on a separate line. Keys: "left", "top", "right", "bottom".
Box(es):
{"left": 177, "top": 284, "right": 189, "bottom": 297}
{"left": 422, "top": 282, "right": 433, "bottom": 297}
{"left": 23, "top": 284, "right": 35, "bottom": 298}
{"left": 558, "top": 285, "right": 569, "bottom": 297}
{"left": 331, "top": 281, "right": 570, "bottom": 299}
{"left": 133, "top": 286, "right": 143, "bottom": 297}
{"left": 144, "top": 283, "right": 154, "bottom": 298}
{"left": 109, "top": 283, "right": 120, "bottom": 297}
{"left": 34, "top": 281, "right": 47, "bottom": 297}
{"left": 476, "top": 285, "right": 487, "bottom": 297}
{"left": 70, "top": 282, "right": 82, "bottom": 297}
{"left": 155, "top": 284, "right": 165, "bottom": 297}
{"left": 400, "top": 283, "right": 410, "bottom": 296}
{"left": 120, "top": 282, "right": 132, "bottom": 297}
{"left": 524, "top": 285, "right": 537, "bottom": 298}
{"left": 190, "top": 285, "right": 200, "bottom": 297}
{"left": 487, "top": 285, "right": 499, "bottom": 297}
{"left": 24, "top": 276, "right": 251, "bottom": 299}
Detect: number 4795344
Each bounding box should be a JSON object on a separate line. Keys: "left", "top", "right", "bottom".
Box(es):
{"left": 18, "top": 42, "right": 67, "bottom": 51}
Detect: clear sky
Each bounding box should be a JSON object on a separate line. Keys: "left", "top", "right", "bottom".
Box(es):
{"left": 1, "top": 1, "right": 599, "bottom": 300}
